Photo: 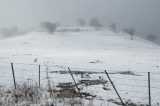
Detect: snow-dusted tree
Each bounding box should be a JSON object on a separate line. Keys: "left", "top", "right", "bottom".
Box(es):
{"left": 77, "top": 18, "right": 86, "bottom": 26}
{"left": 89, "top": 18, "right": 102, "bottom": 27}
{"left": 146, "top": 34, "right": 158, "bottom": 42}
{"left": 10, "top": 26, "right": 18, "bottom": 34}
{"left": 54, "top": 22, "right": 61, "bottom": 27}
{"left": 123, "top": 27, "right": 135, "bottom": 40}
{"left": 109, "top": 22, "right": 117, "bottom": 33}
{"left": 40, "top": 21, "right": 56, "bottom": 34}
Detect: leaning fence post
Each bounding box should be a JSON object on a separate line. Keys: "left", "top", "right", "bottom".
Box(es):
{"left": 148, "top": 72, "right": 151, "bottom": 106}
{"left": 39, "top": 65, "right": 41, "bottom": 87}
{"left": 11, "top": 63, "right": 16, "bottom": 89}
{"left": 104, "top": 70, "right": 125, "bottom": 106}
{"left": 68, "top": 67, "right": 82, "bottom": 98}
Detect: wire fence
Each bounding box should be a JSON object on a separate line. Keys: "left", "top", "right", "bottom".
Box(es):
{"left": 0, "top": 61, "right": 159, "bottom": 105}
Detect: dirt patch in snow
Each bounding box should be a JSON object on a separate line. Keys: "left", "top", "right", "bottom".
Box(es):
{"left": 50, "top": 70, "right": 104, "bottom": 75}
{"left": 108, "top": 99, "right": 148, "bottom": 106}
{"left": 56, "top": 79, "right": 109, "bottom": 100}
{"left": 116, "top": 71, "right": 139, "bottom": 76}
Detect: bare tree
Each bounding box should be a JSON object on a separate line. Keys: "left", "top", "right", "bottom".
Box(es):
{"left": 54, "top": 22, "right": 61, "bottom": 27}
{"left": 40, "top": 21, "right": 56, "bottom": 34}
{"left": 77, "top": 18, "right": 86, "bottom": 27}
{"left": 89, "top": 18, "right": 102, "bottom": 28}
{"left": 0, "top": 26, "right": 18, "bottom": 37}
{"left": 123, "top": 27, "right": 135, "bottom": 40}
{"left": 146, "top": 34, "right": 158, "bottom": 42}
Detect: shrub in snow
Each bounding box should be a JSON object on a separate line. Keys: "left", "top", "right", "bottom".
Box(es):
{"left": 0, "top": 81, "right": 42, "bottom": 105}
{"left": 146, "top": 34, "right": 158, "bottom": 42}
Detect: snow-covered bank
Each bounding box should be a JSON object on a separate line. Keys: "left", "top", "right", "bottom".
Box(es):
{"left": 0, "top": 28, "right": 160, "bottom": 105}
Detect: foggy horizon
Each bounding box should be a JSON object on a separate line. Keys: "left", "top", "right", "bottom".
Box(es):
{"left": 1, "top": 1, "right": 160, "bottom": 105}
{"left": 0, "top": 0, "right": 160, "bottom": 37}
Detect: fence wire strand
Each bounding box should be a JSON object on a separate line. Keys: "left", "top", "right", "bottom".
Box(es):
{"left": 0, "top": 61, "right": 160, "bottom": 104}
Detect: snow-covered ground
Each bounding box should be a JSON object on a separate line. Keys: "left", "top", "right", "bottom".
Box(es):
{"left": 0, "top": 27, "right": 160, "bottom": 105}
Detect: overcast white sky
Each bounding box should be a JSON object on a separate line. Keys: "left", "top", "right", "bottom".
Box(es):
{"left": 0, "top": 0, "right": 160, "bottom": 37}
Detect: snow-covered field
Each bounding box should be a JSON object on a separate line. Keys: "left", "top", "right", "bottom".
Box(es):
{"left": 0, "top": 27, "right": 160, "bottom": 105}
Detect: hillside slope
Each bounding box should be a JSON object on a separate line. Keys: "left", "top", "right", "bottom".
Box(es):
{"left": 0, "top": 28, "right": 160, "bottom": 72}
{"left": 0, "top": 28, "right": 160, "bottom": 105}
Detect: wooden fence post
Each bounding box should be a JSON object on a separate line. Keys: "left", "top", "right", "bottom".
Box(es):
{"left": 148, "top": 72, "right": 151, "bottom": 106}
{"left": 68, "top": 67, "right": 82, "bottom": 98}
{"left": 105, "top": 70, "right": 125, "bottom": 106}
{"left": 39, "top": 65, "right": 41, "bottom": 87}
{"left": 11, "top": 63, "right": 16, "bottom": 89}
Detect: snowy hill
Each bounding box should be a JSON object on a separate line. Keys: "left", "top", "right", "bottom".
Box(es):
{"left": 0, "top": 28, "right": 160, "bottom": 72}
{"left": 0, "top": 28, "right": 158, "bottom": 51}
{"left": 0, "top": 28, "right": 160, "bottom": 105}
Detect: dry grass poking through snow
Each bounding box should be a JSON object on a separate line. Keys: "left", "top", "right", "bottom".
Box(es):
{"left": 0, "top": 81, "right": 98, "bottom": 106}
